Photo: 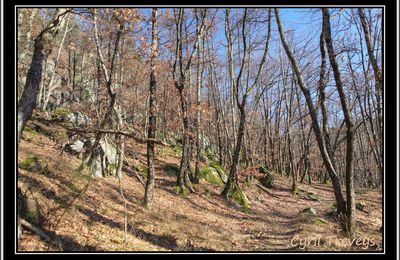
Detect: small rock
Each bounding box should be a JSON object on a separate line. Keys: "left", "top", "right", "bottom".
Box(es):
{"left": 356, "top": 202, "right": 369, "bottom": 213}
{"left": 301, "top": 207, "right": 317, "bottom": 215}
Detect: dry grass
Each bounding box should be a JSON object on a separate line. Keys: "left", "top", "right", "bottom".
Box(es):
{"left": 17, "top": 123, "right": 383, "bottom": 252}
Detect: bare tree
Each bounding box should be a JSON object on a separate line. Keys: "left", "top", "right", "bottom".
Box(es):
{"left": 322, "top": 8, "right": 356, "bottom": 236}
{"left": 222, "top": 9, "right": 271, "bottom": 197}
{"left": 144, "top": 8, "right": 158, "bottom": 209}
{"left": 275, "top": 8, "right": 347, "bottom": 214}
{"left": 172, "top": 8, "right": 207, "bottom": 193}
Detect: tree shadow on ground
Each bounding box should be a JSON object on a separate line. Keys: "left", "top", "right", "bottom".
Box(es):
{"left": 76, "top": 206, "right": 175, "bottom": 250}
{"left": 128, "top": 225, "right": 178, "bottom": 250}
{"left": 18, "top": 218, "right": 97, "bottom": 251}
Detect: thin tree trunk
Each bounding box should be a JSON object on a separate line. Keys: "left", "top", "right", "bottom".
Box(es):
{"left": 222, "top": 104, "right": 246, "bottom": 197}
{"left": 145, "top": 8, "right": 158, "bottom": 209}
{"left": 358, "top": 8, "right": 382, "bottom": 134}
{"left": 193, "top": 32, "right": 205, "bottom": 184}
{"left": 89, "top": 9, "right": 123, "bottom": 167}
{"left": 322, "top": 8, "right": 355, "bottom": 236}
{"left": 42, "top": 15, "right": 70, "bottom": 111}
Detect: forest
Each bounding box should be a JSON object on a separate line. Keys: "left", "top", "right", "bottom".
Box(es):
{"left": 17, "top": 7, "right": 383, "bottom": 251}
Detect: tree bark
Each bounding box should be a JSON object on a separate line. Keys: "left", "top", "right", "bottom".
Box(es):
{"left": 322, "top": 8, "right": 355, "bottom": 236}
{"left": 145, "top": 8, "right": 158, "bottom": 209}
{"left": 193, "top": 30, "right": 205, "bottom": 184}
{"left": 41, "top": 14, "right": 71, "bottom": 111}
{"left": 222, "top": 104, "right": 246, "bottom": 197}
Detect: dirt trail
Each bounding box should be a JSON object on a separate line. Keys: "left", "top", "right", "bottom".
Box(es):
{"left": 17, "top": 128, "right": 383, "bottom": 252}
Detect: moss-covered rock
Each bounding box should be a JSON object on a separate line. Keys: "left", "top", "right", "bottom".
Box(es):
{"left": 172, "top": 185, "right": 190, "bottom": 197}
{"left": 314, "top": 217, "right": 327, "bottom": 225}
{"left": 54, "top": 129, "right": 68, "bottom": 141}
{"left": 228, "top": 187, "right": 251, "bottom": 210}
{"left": 293, "top": 188, "right": 321, "bottom": 202}
{"left": 200, "top": 166, "right": 225, "bottom": 185}
{"left": 19, "top": 156, "right": 50, "bottom": 175}
{"left": 260, "top": 172, "right": 274, "bottom": 188}
{"left": 209, "top": 164, "right": 228, "bottom": 182}
{"left": 53, "top": 107, "right": 71, "bottom": 119}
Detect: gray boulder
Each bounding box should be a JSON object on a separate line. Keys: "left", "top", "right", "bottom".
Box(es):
{"left": 66, "top": 111, "right": 91, "bottom": 127}
{"left": 70, "top": 139, "right": 84, "bottom": 153}
{"left": 86, "top": 137, "right": 118, "bottom": 177}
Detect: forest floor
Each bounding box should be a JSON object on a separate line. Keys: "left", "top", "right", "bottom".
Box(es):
{"left": 17, "top": 118, "right": 383, "bottom": 252}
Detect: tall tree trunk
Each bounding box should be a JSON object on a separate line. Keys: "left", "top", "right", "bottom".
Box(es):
{"left": 145, "top": 8, "right": 158, "bottom": 209}
{"left": 116, "top": 111, "right": 125, "bottom": 178}
{"left": 358, "top": 8, "right": 382, "bottom": 133}
{"left": 318, "top": 24, "right": 336, "bottom": 169}
{"left": 193, "top": 34, "right": 205, "bottom": 184}
{"left": 176, "top": 88, "right": 194, "bottom": 192}
{"left": 172, "top": 8, "right": 207, "bottom": 192}
{"left": 322, "top": 8, "right": 356, "bottom": 237}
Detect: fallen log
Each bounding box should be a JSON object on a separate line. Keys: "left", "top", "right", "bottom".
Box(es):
{"left": 19, "top": 218, "right": 62, "bottom": 250}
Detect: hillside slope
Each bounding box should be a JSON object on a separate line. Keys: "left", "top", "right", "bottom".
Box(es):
{"left": 17, "top": 119, "right": 383, "bottom": 252}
